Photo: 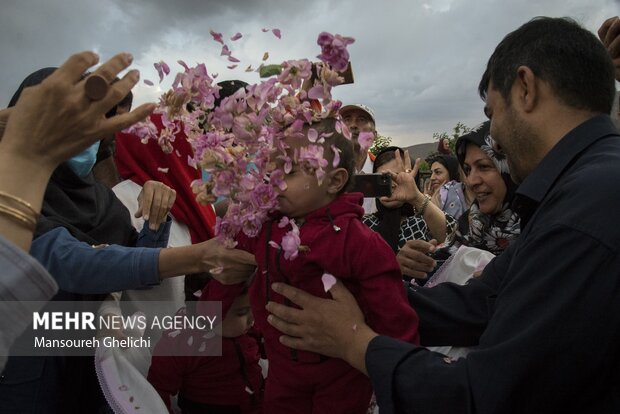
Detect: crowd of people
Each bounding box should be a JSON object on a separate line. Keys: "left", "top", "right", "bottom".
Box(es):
{"left": 0, "top": 14, "right": 619, "bottom": 414}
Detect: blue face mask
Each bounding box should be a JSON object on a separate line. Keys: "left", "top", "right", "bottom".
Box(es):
{"left": 67, "top": 141, "right": 100, "bottom": 177}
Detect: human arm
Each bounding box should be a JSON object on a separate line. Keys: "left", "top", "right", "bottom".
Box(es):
{"left": 271, "top": 223, "right": 620, "bottom": 413}
{"left": 30, "top": 227, "right": 161, "bottom": 294}
{"left": 0, "top": 51, "right": 155, "bottom": 251}
{"left": 381, "top": 150, "right": 449, "bottom": 242}
{"left": 598, "top": 16, "right": 620, "bottom": 81}
{"left": 0, "top": 234, "right": 58, "bottom": 371}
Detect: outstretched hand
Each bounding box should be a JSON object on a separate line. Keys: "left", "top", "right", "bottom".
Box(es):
{"left": 380, "top": 149, "right": 424, "bottom": 206}
{"left": 1, "top": 51, "right": 156, "bottom": 171}
{"left": 266, "top": 280, "right": 377, "bottom": 374}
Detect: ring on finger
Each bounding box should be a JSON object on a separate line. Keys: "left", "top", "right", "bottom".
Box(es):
{"left": 84, "top": 75, "right": 109, "bottom": 101}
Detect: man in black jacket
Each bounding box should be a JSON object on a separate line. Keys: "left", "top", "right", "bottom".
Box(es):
{"left": 264, "top": 16, "right": 620, "bottom": 414}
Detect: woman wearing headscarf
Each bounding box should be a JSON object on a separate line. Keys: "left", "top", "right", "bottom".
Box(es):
{"left": 426, "top": 153, "right": 470, "bottom": 220}
{"left": 454, "top": 121, "right": 520, "bottom": 255}
{"left": 0, "top": 69, "right": 255, "bottom": 413}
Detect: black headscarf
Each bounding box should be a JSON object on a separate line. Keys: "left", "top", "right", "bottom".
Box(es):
{"left": 371, "top": 146, "right": 415, "bottom": 252}
{"left": 8, "top": 67, "right": 137, "bottom": 246}
{"left": 454, "top": 121, "right": 520, "bottom": 254}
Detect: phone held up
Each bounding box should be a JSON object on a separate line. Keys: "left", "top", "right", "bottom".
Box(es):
{"left": 351, "top": 173, "right": 392, "bottom": 198}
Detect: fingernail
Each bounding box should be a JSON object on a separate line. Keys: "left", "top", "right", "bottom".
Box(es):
{"left": 271, "top": 283, "right": 280, "bottom": 292}
{"left": 144, "top": 215, "right": 149, "bottom": 220}
{"left": 267, "top": 315, "right": 273, "bottom": 323}
{"left": 129, "top": 69, "right": 140, "bottom": 81}
{"left": 124, "top": 53, "right": 134, "bottom": 65}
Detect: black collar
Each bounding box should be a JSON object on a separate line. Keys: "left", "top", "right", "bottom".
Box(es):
{"left": 513, "top": 115, "right": 619, "bottom": 226}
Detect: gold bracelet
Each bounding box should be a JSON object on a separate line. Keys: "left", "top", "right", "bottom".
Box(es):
{"left": 0, "top": 203, "right": 37, "bottom": 230}
{"left": 0, "top": 190, "right": 39, "bottom": 218}
{"left": 415, "top": 194, "right": 431, "bottom": 217}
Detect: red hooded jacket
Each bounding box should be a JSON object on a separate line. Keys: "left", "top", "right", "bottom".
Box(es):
{"left": 237, "top": 192, "right": 420, "bottom": 365}
{"left": 147, "top": 280, "right": 263, "bottom": 413}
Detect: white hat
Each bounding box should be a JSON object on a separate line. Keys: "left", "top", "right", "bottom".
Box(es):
{"left": 339, "top": 104, "right": 376, "bottom": 126}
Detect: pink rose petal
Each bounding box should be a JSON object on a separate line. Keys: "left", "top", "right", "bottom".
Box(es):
{"left": 228, "top": 56, "right": 240, "bottom": 63}
{"left": 231, "top": 32, "right": 243, "bottom": 41}
{"left": 210, "top": 29, "right": 224, "bottom": 44}
{"left": 143, "top": 79, "right": 154, "bottom": 86}
{"left": 221, "top": 45, "right": 232, "bottom": 56}
{"left": 227, "top": 64, "right": 238, "bottom": 70}
{"left": 321, "top": 273, "right": 337, "bottom": 292}
{"left": 261, "top": 28, "right": 270, "bottom": 32}
{"left": 193, "top": 289, "right": 202, "bottom": 298}
{"left": 272, "top": 28, "right": 281, "bottom": 39}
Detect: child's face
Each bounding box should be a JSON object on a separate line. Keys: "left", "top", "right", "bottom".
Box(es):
{"left": 277, "top": 137, "right": 334, "bottom": 218}
{"left": 221, "top": 294, "right": 254, "bottom": 338}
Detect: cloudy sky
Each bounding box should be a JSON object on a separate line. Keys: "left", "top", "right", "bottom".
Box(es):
{"left": 1, "top": 0, "right": 617, "bottom": 146}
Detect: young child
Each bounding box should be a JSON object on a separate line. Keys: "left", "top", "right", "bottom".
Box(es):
{"left": 147, "top": 275, "right": 263, "bottom": 414}
{"left": 235, "top": 117, "right": 420, "bottom": 414}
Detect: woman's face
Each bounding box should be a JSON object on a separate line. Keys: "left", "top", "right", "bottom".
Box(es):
{"left": 429, "top": 161, "right": 449, "bottom": 193}
{"left": 462, "top": 143, "right": 507, "bottom": 215}
{"left": 375, "top": 158, "right": 403, "bottom": 209}
{"left": 442, "top": 139, "right": 450, "bottom": 151}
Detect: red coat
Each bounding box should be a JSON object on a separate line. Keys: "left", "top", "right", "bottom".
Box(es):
{"left": 237, "top": 192, "right": 420, "bottom": 365}
{"left": 148, "top": 320, "right": 263, "bottom": 413}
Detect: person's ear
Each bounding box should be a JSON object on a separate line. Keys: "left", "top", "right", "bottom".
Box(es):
{"left": 326, "top": 167, "right": 349, "bottom": 194}
{"left": 513, "top": 66, "right": 538, "bottom": 113}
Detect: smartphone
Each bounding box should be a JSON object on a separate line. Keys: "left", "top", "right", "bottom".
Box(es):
{"left": 351, "top": 173, "right": 392, "bottom": 198}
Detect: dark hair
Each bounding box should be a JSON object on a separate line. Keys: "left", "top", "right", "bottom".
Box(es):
{"left": 479, "top": 17, "right": 616, "bottom": 114}
{"left": 308, "top": 117, "right": 356, "bottom": 193}
{"left": 8, "top": 67, "right": 57, "bottom": 108}
{"left": 184, "top": 273, "right": 212, "bottom": 316}
{"left": 437, "top": 137, "right": 451, "bottom": 154}
{"left": 426, "top": 154, "right": 460, "bottom": 182}
{"left": 215, "top": 79, "right": 249, "bottom": 108}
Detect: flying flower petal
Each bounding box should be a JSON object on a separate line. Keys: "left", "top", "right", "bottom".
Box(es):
{"left": 358, "top": 131, "right": 375, "bottom": 151}
{"left": 231, "top": 32, "right": 243, "bottom": 41}
{"left": 210, "top": 29, "right": 224, "bottom": 44}
{"left": 245, "top": 65, "right": 254, "bottom": 72}
{"left": 227, "top": 64, "right": 238, "bottom": 70}
{"left": 228, "top": 56, "right": 240, "bottom": 63}
{"left": 307, "top": 128, "right": 318, "bottom": 143}
{"left": 143, "top": 79, "right": 154, "bottom": 86}
{"left": 261, "top": 28, "right": 270, "bottom": 32}
{"left": 262, "top": 52, "right": 269, "bottom": 61}
{"left": 272, "top": 28, "right": 282, "bottom": 39}
{"left": 321, "top": 273, "right": 337, "bottom": 292}
{"left": 154, "top": 61, "right": 170, "bottom": 83}
{"left": 221, "top": 45, "right": 232, "bottom": 56}
{"left": 331, "top": 145, "right": 341, "bottom": 167}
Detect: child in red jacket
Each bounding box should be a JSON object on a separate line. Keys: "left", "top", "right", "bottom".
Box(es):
{"left": 236, "top": 117, "right": 420, "bottom": 414}
{"left": 148, "top": 276, "right": 263, "bottom": 414}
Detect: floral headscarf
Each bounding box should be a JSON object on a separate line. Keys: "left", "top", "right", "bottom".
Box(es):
{"left": 454, "top": 121, "right": 520, "bottom": 255}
